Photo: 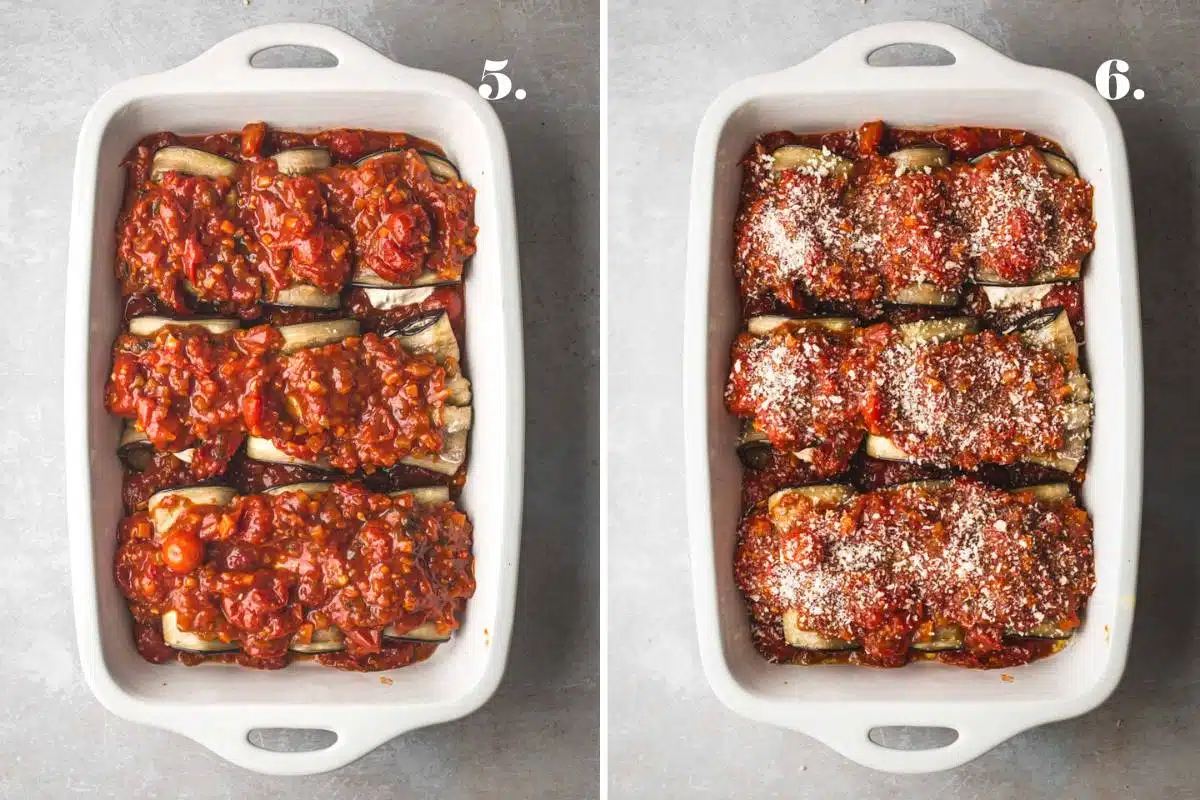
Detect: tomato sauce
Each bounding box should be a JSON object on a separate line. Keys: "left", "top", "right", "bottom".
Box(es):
{"left": 726, "top": 320, "right": 1076, "bottom": 476}
{"left": 322, "top": 150, "right": 476, "bottom": 285}
{"left": 116, "top": 123, "right": 476, "bottom": 317}
{"left": 254, "top": 334, "right": 452, "bottom": 473}
{"left": 107, "top": 324, "right": 461, "bottom": 478}
{"left": 115, "top": 483, "right": 473, "bottom": 671}
{"left": 725, "top": 324, "right": 863, "bottom": 475}
{"left": 736, "top": 122, "right": 1094, "bottom": 318}
{"left": 106, "top": 325, "right": 280, "bottom": 478}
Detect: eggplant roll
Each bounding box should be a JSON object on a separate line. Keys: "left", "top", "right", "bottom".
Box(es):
{"left": 865, "top": 310, "right": 1091, "bottom": 472}
{"left": 765, "top": 481, "right": 1089, "bottom": 654}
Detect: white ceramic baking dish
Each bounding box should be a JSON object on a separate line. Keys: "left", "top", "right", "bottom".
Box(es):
{"left": 64, "top": 24, "right": 523, "bottom": 776}
{"left": 685, "top": 22, "right": 1142, "bottom": 773}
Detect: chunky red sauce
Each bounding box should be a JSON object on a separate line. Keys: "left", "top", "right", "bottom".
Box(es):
{"left": 726, "top": 324, "right": 862, "bottom": 474}
{"left": 117, "top": 123, "right": 476, "bottom": 317}
{"left": 240, "top": 159, "right": 352, "bottom": 295}
{"left": 255, "top": 335, "right": 452, "bottom": 472}
{"left": 107, "top": 324, "right": 459, "bottom": 477}
{"left": 736, "top": 122, "right": 1095, "bottom": 318}
{"left": 322, "top": 150, "right": 476, "bottom": 285}
{"left": 735, "top": 480, "right": 1092, "bottom": 668}
{"left": 106, "top": 325, "right": 280, "bottom": 478}
{"left": 116, "top": 483, "right": 473, "bottom": 671}
{"left": 727, "top": 320, "right": 1075, "bottom": 476}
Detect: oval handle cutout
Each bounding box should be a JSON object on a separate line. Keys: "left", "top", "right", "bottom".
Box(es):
{"left": 247, "top": 727, "right": 338, "bottom": 752}
{"left": 866, "top": 43, "right": 956, "bottom": 67}
{"left": 868, "top": 726, "right": 959, "bottom": 750}
{"left": 249, "top": 45, "right": 338, "bottom": 69}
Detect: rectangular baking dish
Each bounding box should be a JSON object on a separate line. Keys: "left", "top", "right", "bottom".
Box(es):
{"left": 684, "top": 22, "right": 1142, "bottom": 773}
{"left": 64, "top": 23, "right": 524, "bottom": 776}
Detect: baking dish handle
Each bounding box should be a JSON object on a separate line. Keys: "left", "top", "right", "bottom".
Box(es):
{"left": 171, "top": 22, "right": 404, "bottom": 79}
{"left": 179, "top": 718, "right": 405, "bottom": 776}
{"left": 793, "top": 21, "right": 1024, "bottom": 76}
{"left": 813, "top": 716, "right": 1034, "bottom": 773}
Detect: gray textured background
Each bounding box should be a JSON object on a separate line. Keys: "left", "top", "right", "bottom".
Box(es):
{"left": 609, "top": 1, "right": 1199, "bottom": 797}
{"left": 0, "top": 1, "right": 598, "bottom": 797}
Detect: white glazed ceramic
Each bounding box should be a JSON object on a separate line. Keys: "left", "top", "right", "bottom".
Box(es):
{"left": 685, "top": 22, "right": 1142, "bottom": 773}
{"left": 65, "top": 24, "right": 524, "bottom": 776}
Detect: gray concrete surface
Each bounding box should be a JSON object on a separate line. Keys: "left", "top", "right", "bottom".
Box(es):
{"left": 608, "top": 1, "right": 1200, "bottom": 797}
{"left": 0, "top": 1, "right": 598, "bottom": 797}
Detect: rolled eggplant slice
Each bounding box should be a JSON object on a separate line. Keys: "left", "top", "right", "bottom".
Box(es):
{"left": 1024, "top": 402, "right": 1092, "bottom": 472}
{"left": 910, "top": 625, "right": 965, "bottom": 652}
{"left": 868, "top": 409, "right": 1090, "bottom": 471}
{"left": 897, "top": 316, "right": 979, "bottom": 346}
{"left": 1008, "top": 309, "right": 1079, "bottom": 367}
{"left": 243, "top": 437, "right": 331, "bottom": 470}
{"left": 737, "top": 437, "right": 772, "bottom": 471}
{"left": 888, "top": 282, "right": 959, "bottom": 307}
{"left": 774, "top": 480, "right": 1085, "bottom": 655}
{"left": 162, "top": 610, "right": 238, "bottom": 653}
{"left": 384, "top": 312, "right": 461, "bottom": 364}
{"left": 974, "top": 267, "right": 1081, "bottom": 287}
{"left": 737, "top": 423, "right": 819, "bottom": 469}
{"left": 889, "top": 479, "right": 953, "bottom": 492}
{"left": 381, "top": 312, "right": 470, "bottom": 406}
{"left": 968, "top": 148, "right": 1081, "bottom": 286}
{"left": 882, "top": 312, "right": 1089, "bottom": 471}
{"left": 382, "top": 621, "right": 452, "bottom": 644}
{"left": 399, "top": 429, "right": 469, "bottom": 476}
{"left": 263, "top": 481, "right": 334, "bottom": 497}
{"left": 272, "top": 284, "right": 342, "bottom": 310}
{"left": 980, "top": 283, "right": 1057, "bottom": 312}
{"left": 361, "top": 285, "right": 448, "bottom": 310}
{"left": 151, "top": 146, "right": 238, "bottom": 181}
{"left": 355, "top": 148, "right": 462, "bottom": 183}
{"left": 1015, "top": 621, "right": 1075, "bottom": 639}
{"left": 148, "top": 485, "right": 236, "bottom": 533}
{"left": 277, "top": 318, "right": 361, "bottom": 354}
{"left": 1009, "top": 311, "right": 1090, "bottom": 400}
{"left": 781, "top": 609, "right": 857, "bottom": 651}
{"left": 247, "top": 428, "right": 468, "bottom": 475}
{"left": 782, "top": 617, "right": 1075, "bottom": 653}
{"left": 392, "top": 486, "right": 452, "bottom": 505}
{"left": 128, "top": 316, "right": 240, "bottom": 337}
{"left": 418, "top": 151, "right": 461, "bottom": 183}
{"left": 440, "top": 405, "right": 473, "bottom": 435}
{"left": 442, "top": 374, "right": 472, "bottom": 407}
{"left": 887, "top": 146, "right": 951, "bottom": 172}
{"left": 1040, "top": 151, "right": 1078, "bottom": 178}
{"left": 970, "top": 147, "right": 1077, "bottom": 178}
{"left": 863, "top": 435, "right": 913, "bottom": 462}
{"left": 1015, "top": 483, "right": 1072, "bottom": 504}
{"left": 766, "top": 484, "right": 855, "bottom": 517}
{"left": 270, "top": 147, "right": 333, "bottom": 176}
{"left": 290, "top": 626, "right": 345, "bottom": 654}
{"left": 118, "top": 424, "right": 195, "bottom": 471}
{"left": 768, "top": 145, "right": 853, "bottom": 179}
{"left": 351, "top": 265, "right": 447, "bottom": 289}
{"left": 745, "top": 315, "right": 856, "bottom": 336}
{"left": 117, "top": 433, "right": 157, "bottom": 473}
{"left": 737, "top": 422, "right": 769, "bottom": 449}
